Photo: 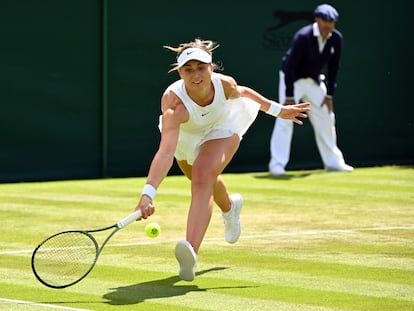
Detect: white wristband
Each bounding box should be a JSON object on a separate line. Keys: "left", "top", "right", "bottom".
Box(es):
{"left": 141, "top": 184, "right": 156, "bottom": 200}
{"left": 266, "top": 101, "right": 282, "bottom": 117}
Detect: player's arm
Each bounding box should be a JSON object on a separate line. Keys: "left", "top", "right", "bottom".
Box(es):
{"left": 218, "top": 74, "right": 310, "bottom": 125}
{"left": 135, "top": 91, "right": 188, "bottom": 218}
{"left": 238, "top": 85, "right": 309, "bottom": 124}
{"left": 218, "top": 73, "right": 272, "bottom": 111}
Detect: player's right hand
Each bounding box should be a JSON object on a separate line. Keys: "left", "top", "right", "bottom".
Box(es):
{"left": 135, "top": 198, "right": 155, "bottom": 220}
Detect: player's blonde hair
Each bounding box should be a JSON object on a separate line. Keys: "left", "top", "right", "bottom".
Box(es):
{"left": 164, "top": 38, "right": 221, "bottom": 73}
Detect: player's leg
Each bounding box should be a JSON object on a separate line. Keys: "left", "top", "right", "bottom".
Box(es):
{"left": 178, "top": 161, "right": 234, "bottom": 213}
{"left": 186, "top": 134, "right": 240, "bottom": 253}
{"left": 178, "top": 159, "right": 242, "bottom": 244}
{"left": 177, "top": 161, "right": 233, "bottom": 213}
{"left": 212, "top": 175, "right": 231, "bottom": 212}
{"left": 175, "top": 160, "right": 198, "bottom": 281}
{"left": 177, "top": 159, "right": 192, "bottom": 179}
{"left": 174, "top": 135, "right": 240, "bottom": 281}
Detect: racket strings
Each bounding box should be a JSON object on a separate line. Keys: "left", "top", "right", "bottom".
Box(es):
{"left": 32, "top": 231, "right": 98, "bottom": 287}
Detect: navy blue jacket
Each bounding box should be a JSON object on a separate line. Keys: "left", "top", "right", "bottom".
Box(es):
{"left": 281, "top": 24, "right": 342, "bottom": 98}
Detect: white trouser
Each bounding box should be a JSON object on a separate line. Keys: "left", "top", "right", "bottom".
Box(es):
{"left": 269, "top": 71, "right": 347, "bottom": 170}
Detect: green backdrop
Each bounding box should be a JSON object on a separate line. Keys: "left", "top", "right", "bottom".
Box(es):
{"left": 1, "top": 0, "right": 413, "bottom": 182}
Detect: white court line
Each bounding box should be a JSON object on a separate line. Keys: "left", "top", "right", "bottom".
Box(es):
{"left": 2, "top": 225, "right": 414, "bottom": 255}
{"left": 0, "top": 298, "right": 91, "bottom": 311}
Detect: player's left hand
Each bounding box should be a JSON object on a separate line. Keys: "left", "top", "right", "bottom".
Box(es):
{"left": 279, "top": 102, "right": 310, "bottom": 125}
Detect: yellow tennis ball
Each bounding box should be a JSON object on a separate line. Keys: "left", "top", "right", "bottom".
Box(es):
{"left": 145, "top": 222, "right": 160, "bottom": 238}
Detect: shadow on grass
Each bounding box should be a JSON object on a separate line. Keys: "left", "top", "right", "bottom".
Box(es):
{"left": 253, "top": 170, "right": 323, "bottom": 180}
{"left": 395, "top": 165, "right": 414, "bottom": 169}
{"left": 103, "top": 267, "right": 256, "bottom": 306}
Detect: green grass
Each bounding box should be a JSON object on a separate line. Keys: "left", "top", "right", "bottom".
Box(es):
{"left": 0, "top": 166, "right": 413, "bottom": 310}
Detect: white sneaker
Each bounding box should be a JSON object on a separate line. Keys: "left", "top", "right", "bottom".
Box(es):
{"left": 326, "top": 164, "right": 354, "bottom": 172}
{"left": 175, "top": 240, "right": 197, "bottom": 281}
{"left": 269, "top": 165, "right": 286, "bottom": 176}
{"left": 222, "top": 193, "right": 243, "bottom": 244}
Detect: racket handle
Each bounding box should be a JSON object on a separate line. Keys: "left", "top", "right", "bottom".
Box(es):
{"left": 117, "top": 210, "right": 142, "bottom": 228}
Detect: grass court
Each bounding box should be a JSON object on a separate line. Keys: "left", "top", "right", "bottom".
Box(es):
{"left": 1, "top": 166, "right": 413, "bottom": 310}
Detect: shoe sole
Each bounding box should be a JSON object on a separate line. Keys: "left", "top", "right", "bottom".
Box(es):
{"left": 326, "top": 167, "right": 354, "bottom": 172}
{"left": 175, "top": 240, "right": 197, "bottom": 281}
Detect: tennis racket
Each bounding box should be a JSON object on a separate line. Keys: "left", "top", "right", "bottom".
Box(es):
{"left": 31, "top": 208, "right": 146, "bottom": 289}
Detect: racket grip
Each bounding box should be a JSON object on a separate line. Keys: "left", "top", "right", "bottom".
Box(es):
{"left": 117, "top": 210, "right": 142, "bottom": 228}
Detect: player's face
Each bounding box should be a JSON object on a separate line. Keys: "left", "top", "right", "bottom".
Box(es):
{"left": 316, "top": 17, "right": 335, "bottom": 39}
{"left": 178, "top": 61, "right": 213, "bottom": 91}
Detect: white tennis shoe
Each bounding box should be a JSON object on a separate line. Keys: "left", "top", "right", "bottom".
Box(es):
{"left": 175, "top": 240, "right": 197, "bottom": 281}
{"left": 222, "top": 193, "right": 243, "bottom": 244}
{"left": 326, "top": 164, "right": 354, "bottom": 172}
{"left": 269, "top": 164, "right": 286, "bottom": 176}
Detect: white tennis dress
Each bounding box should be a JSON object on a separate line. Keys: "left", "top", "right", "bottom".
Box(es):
{"left": 159, "top": 73, "right": 260, "bottom": 165}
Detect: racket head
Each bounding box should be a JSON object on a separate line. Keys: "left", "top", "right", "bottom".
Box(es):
{"left": 31, "top": 230, "right": 99, "bottom": 289}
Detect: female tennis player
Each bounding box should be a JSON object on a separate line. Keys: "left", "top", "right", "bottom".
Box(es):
{"left": 134, "top": 38, "right": 310, "bottom": 281}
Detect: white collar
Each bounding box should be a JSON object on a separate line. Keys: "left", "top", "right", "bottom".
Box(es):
{"left": 313, "top": 22, "right": 332, "bottom": 40}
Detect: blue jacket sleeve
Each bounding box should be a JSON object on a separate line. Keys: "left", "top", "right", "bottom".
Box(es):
{"left": 326, "top": 31, "right": 343, "bottom": 96}
{"left": 283, "top": 34, "right": 307, "bottom": 98}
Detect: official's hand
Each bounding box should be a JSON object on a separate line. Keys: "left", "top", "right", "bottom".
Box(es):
{"left": 321, "top": 97, "right": 334, "bottom": 113}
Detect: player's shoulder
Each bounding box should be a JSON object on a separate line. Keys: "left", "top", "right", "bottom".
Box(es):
{"left": 161, "top": 89, "right": 183, "bottom": 112}
{"left": 161, "top": 91, "right": 188, "bottom": 124}
{"left": 214, "top": 72, "right": 237, "bottom": 89}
